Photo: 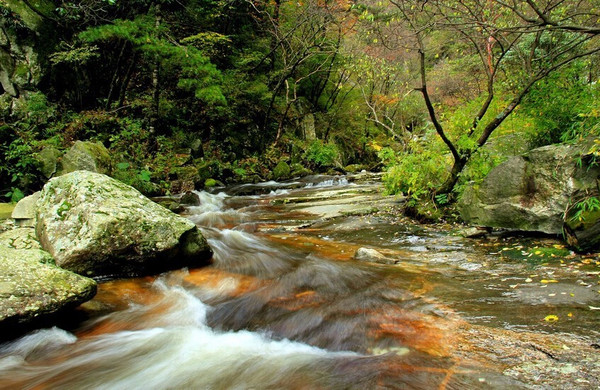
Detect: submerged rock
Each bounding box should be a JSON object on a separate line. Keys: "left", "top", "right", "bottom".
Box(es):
{"left": 36, "top": 171, "right": 212, "bottom": 277}
{"left": 0, "top": 228, "right": 96, "bottom": 330}
{"left": 458, "top": 226, "right": 490, "bottom": 239}
{"left": 354, "top": 247, "right": 397, "bottom": 265}
{"left": 459, "top": 142, "right": 600, "bottom": 235}
{"left": 180, "top": 191, "right": 201, "bottom": 206}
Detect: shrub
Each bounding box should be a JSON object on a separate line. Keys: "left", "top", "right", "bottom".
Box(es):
{"left": 305, "top": 140, "right": 339, "bottom": 168}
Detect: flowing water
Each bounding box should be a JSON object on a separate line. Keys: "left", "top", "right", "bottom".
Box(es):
{"left": 1, "top": 174, "right": 599, "bottom": 389}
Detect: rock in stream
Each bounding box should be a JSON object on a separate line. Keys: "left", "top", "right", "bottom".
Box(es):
{"left": 36, "top": 171, "right": 212, "bottom": 277}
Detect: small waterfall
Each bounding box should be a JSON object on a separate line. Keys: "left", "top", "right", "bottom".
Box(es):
{"left": 186, "top": 191, "right": 246, "bottom": 227}
{"left": 304, "top": 177, "right": 349, "bottom": 188}
{"left": 207, "top": 229, "right": 298, "bottom": 278}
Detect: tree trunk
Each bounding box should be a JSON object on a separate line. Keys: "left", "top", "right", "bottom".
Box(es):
{"left": 151, "top": 3, "right": 162, "bottom": 130}
{"left": 437, "top": 155, "right": 469, "bottom": 196}
{"left": 118, "top": 52, "right": 137, "bottom": 108}
{"left": 106, "top": 41, "right": 127, "bottom": 110}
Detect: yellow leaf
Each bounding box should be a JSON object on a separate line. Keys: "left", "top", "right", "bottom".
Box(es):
{"left": 541, "top": 279, "right": 559, "bottom": 283}
{"left": 567, "top": 312, "right": 573, "bottom": 317}
{"left": 544, "top": 315, "right": 559, "bottom": 322}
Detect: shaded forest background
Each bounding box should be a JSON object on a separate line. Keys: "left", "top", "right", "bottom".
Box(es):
{"left": 1, "top": 0, "right": 600, "bottom": 219}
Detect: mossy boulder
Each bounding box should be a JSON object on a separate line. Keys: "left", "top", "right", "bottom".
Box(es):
{"left": 273, "top": 161, "right": 291, "bottom": 181}
{"left": 564, "top": 207, "right": 600, "bottom": 252}
{"left": 204, "top": 178, "right": 218, "bottom": 188}
{"left": 35, "top": 171, "right": 212, "bottom": 277}
{"left": 459, "top": 142, "right": 600, "bottom": 235}
{"left": 0, "top": 228, "right": 97, "bottom": 330}
{"left": 37, "top": 146, "right": 63, "bottom": 179}
{"left": 57, "top": 141, "right": 112, "bottom": 176}
{"left": 290, "top": 163, "right": 312, "bottom": 178}
{"left": 344, "top": 164, "right": 365, "bottom": 174}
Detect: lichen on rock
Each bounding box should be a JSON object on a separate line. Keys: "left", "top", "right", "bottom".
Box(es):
{"left": 36, "top": 171, "right": 212, "bottom": 277}
{"left": 0, "top": 228, "right": 97, "bottom": 330}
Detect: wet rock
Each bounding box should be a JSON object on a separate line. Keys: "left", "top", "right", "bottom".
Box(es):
{"left": 11, "top": 192, "right": 40, "bottom": 227}
{"left": 204, "top": 178, "right": 223, "bottom": 188}
{"left": 353, "top": 247, "right": 397, "bottom": 265}
{"left": 180, "top": 191, "right": 200, "bottom": 206}
{"left": 36, "top": 171, "right": 212, "bottom": 277}
{"left": 0, "top": 228, "right": 97, "bottom": 330}
{"left": 563, "top": 205, "right": 600, "bottom": 252}
{"left": 459, "top": 226, "right": 490, "bottom": 239}
{"left": 58, "top": 141, "right": 112, "bottom": 176}
{"left": 170, "top": 179, "right": 195, "bottom": 195}
{"left": 459, "top": 141, "right": 600, "bottom": 235}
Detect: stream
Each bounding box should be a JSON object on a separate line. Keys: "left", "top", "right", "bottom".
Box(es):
{"left": 0, "top": 174, "right": 599, "bottom": 389}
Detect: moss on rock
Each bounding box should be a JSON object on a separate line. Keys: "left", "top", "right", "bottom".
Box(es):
{"left": 36, "top": 171, "right": 212, "bottom": 277}
{"left": 0, "top": 228, "right": 97, "bottom": 330}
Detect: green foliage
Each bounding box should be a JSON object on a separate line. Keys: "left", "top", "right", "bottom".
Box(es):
{"left": 49, "top": 44, "right": 99, "bottom": 65}
{"left": 381, "top": 138, "right": 449, "bottom": 201}
{"left": 80, "top": 14, "right": 225, "bottom": 105}
{"left": 569, "top": 196, "right": 600, "bottom": 223}
{"left": 304, "top": 140, "right": 339, "bottom": 168}
{"left": 521, "top": 62, "right": 600, "bottom": 147}
{"left": 4, "top": 187, "right": 24, "bottom": 203}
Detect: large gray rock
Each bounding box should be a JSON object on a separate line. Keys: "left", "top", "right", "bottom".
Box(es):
{"left": 0, "top": 228, "right": 97, "bottom": 328}
{"left": 57, "top": 141, "right": 112, "bottom": 176}
{"left": 459, "top": 142, "right": 600, "bottom": 234}
{"left": 36, "top": 171, "right": 212, "bottom": 277}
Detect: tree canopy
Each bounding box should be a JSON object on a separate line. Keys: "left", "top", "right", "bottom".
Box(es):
{"left": 1, "top": 0, "right": 599, "bottom": 213}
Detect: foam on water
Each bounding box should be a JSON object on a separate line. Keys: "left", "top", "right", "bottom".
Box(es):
{"left": 186, "top": 191, "right": 247, "bottom": 227}
{"left": 304, "top": 177, "right": 349, "bottom": 188}
{"left": 0, "top": 280, "right": 358, "bottom": 389}
{"left": 207, "top": 229, "right": 296, "bottom": 277}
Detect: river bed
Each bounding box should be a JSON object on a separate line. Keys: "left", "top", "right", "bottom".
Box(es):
{"left": 0, "top": 174, "right": 599, "bottom": 389}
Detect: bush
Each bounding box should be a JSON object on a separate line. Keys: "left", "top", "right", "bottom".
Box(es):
{"left": 305, "top": 140, "right": 339, "bottom": 168}
{"left": 381, "top": 135, "right": 449, "bottom": 200}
